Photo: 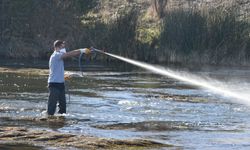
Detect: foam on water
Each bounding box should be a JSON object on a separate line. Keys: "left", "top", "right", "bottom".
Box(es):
{"left": 101, "top": 51, "right": 250, "bottom": 105}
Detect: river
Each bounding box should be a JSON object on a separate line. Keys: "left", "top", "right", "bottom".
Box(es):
{"left": 0, "top": 65, "right": 250, "bottom": 149}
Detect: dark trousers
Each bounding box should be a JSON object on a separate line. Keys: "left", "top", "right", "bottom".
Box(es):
{"left": 47, "top": 83, "right": 66, "bottom": 115}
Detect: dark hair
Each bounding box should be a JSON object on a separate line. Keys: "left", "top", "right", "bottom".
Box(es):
{"left": 53, "top": 40, "right": 65, "bottom": 48}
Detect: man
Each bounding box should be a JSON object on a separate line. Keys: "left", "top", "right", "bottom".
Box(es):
{"left": 47, "top": 40, "right": 91, "bottom": 115}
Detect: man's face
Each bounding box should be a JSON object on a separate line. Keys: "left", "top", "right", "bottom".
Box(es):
{"left": 59, "top": 43, "right": 65, "bottom": 49}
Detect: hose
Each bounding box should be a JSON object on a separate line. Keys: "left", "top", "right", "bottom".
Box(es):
{"left": 78, "top": 49, "right": 97, "bottom": 76}
{"left": 79, "top": 52, "right": 85, "bottom": 76}
{"left": 65, "top": 48, "right": 102, "bottom": 104}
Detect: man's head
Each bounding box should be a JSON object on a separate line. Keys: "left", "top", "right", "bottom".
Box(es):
{"left": 53, "top": 40, "right": 65, "bottom": 50}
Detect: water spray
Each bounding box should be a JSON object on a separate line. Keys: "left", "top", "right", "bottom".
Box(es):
{"left": 92, "top": 48, "right": 250, "bottom": 105}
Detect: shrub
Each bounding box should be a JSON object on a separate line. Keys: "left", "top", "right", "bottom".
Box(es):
{"left": 159, "top": 7, "right": 250, "bottom": 65}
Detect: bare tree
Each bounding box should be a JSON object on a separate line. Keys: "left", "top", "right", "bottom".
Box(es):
{"left": 153, "top": 0, "right": 168, "bottom": 18}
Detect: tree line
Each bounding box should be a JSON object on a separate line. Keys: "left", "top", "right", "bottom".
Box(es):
{"left": 0, "top": 0, "right": 249, "bottom": 66}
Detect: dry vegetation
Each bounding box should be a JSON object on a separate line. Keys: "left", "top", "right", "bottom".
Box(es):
{"left": 0, "top": 0, "right": 249, "bottom": 65}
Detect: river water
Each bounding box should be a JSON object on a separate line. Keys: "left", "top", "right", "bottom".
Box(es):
{"left": 0, "top": 66, "right": 250, "bottom": 149}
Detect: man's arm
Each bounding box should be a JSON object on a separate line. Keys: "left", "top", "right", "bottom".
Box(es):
{"left": 61, "top": 48, "right": 92, "bottom": 59}
{"left": 61, "top": 49, "right": 81, "bottom": 59}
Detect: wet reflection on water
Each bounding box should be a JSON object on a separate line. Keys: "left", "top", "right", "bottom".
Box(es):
{"left": 0, "top": 68, "right": 250, "bottom": 149}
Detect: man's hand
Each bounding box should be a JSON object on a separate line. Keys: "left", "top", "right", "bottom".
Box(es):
{"left": 79, "top": 48, "right": 91, "bottom": 55}
{"left": 85, "top": 48, "right": 91, "bottom": 55}
{"left": 64, "top": 74, "right": 71, "bottom": 81}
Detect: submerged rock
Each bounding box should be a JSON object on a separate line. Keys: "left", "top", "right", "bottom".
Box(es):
{"left": 0, "top": 127, "right": 170, "bottom": 149}
{"left": 93, "top": 121, "right": 195, "bottom": 131}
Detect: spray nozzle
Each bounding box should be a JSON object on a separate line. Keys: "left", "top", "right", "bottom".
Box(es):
{"left": 90, "top": 47, "right": 106, "bottom": 53}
